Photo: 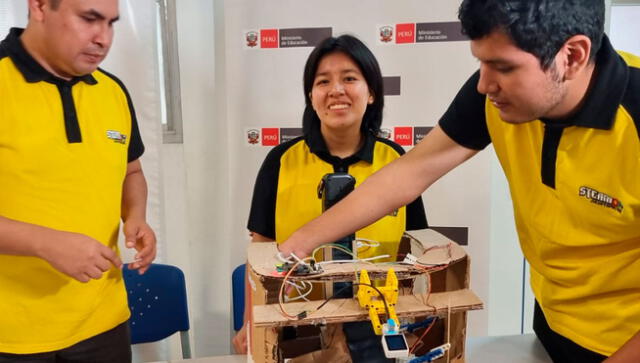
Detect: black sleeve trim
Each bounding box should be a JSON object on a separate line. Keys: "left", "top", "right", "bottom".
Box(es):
{"left": 405, "top": 195, "right": 428, "bottom": 230}
{"left": 439, "top": 71, "right": 491, "bottom": 150}
{"left": 98, "top": 68, "right": 145, "bottom": 162}
{"left": 247, "top": 138, "right": 302, "bottom": 239}
{"left": 374, "top": 138, "right": 428, "bottom": 230}
{"left": 622, "top": 67, "right": 640, "bottom": 140}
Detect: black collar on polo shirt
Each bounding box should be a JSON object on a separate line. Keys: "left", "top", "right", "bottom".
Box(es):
{"left": 536, "top": 35, "right": 629, "bottom": 189}
{"left": 1, "top": 27, "right": 99, "bottom": 143}
{"left": 541, "top": 35, "right": 628, "bottom": 130}
{"left": 2, "top": 27, "right": 97, "bottom": 86}
{"left": 305, "top": 126, "right": 376, "bottom": 171}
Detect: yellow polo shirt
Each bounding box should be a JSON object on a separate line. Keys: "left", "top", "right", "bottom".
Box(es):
{"left": 0, "top": 28, "right": 144, "bottom": 354}
{"left": 248, "top": 130, "right": 427, "bottom": 261}
{"left": 440, "top": 35, "right": 640, "bottom": 356}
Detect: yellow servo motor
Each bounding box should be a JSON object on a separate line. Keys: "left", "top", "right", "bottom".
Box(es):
{"left": 356, "top": 268, "right": 399, "bottom": 335}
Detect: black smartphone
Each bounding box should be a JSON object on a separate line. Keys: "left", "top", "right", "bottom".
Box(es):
{"left": 317, "top": 172, "right": 356, "bottom": 211}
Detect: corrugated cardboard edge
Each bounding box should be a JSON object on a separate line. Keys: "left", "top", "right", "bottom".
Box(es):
{"left": 253, "top": 289, "right": 483, "bottom": 328}
{"left": 247, "top": 229, "right": 466, "bottom": 283}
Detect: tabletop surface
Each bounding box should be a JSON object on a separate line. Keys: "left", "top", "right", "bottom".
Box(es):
{"left": 151, "top": 333, "right": 552, "bottom": 363}
{"left": 465, "top": 334, "right": 552, "bottom": 363}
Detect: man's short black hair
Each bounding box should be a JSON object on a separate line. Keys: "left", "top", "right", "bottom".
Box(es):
{"left": 50, "top": 0, "right": 62, "bottom": 10}
{"left": 458, "top": 0, "right": 605, "bottom": 69}
{"left": 28, "top": 0, "right": 61, "bottom": 18}
{"left": 301, "top": 34, "right": 384, "bottom": 136}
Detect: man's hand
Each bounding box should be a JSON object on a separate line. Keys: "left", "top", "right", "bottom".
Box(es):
{"left": 232, "top": 323, "right": 248, "bottom": 354}
{"left": 39, "top": 231, "right": 122, "bottom": 283}
{"left": 277, "top": 236, "right": 315, "bottom": 260}
{"left": 123, "top": 219, "right": 157, "bottom": 274}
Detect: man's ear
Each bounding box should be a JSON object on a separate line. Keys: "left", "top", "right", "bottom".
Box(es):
{"left": 28, "top": 0, "right": 48, "bottom": 22}
{"left": 558, "top": 35, "right": 592, "bottom": 81}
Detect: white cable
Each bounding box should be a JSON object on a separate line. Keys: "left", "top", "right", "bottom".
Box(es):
{"left": 290, "top": 252, "right": 309, "bottom": 266}
{"left": 359, "top": 254, "right": 390, "bottom": 262}
{"left": 316, "top": 254, "right": 391, "bottom": 265}
{"left": 313, "top": 244, "right": 358, "bottom": 260}
{"left": 285, "top": 280, "right": 306, "bottom": 290}
{"left": 355, "top": 238, "right": 380, "bottom": 249}
{"left": 284, "top": 280, "right": 313, "bottom": 302}
{"left": 276, "top": 252, "right": 293, "bottom": 263}
{"left": 293, "top": 281, "right": 312, "bottom": 302}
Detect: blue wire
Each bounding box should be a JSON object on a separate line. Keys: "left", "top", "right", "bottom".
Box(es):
{"left": 408, "top": 347, "right": 446, "bottom": 363}
{"left": 400, "top": 316, "right": 436, "bottom": 333}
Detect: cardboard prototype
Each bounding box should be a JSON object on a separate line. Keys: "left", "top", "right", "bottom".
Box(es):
{"left": 247, "top": 229, "right": 483, "bottom": 363}
{"left": 253, "top": 289, "right": 482, "bottom": 327}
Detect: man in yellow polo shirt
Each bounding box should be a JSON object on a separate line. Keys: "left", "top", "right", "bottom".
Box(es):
{"left": 279, "top": 1, "right": 640, "bottom": 362}
{"left": 0, "top": 0, "right": 156, "bottom": 362}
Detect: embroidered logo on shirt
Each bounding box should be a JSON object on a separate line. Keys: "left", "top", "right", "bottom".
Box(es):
{"left": 579, "top": 186, "right": 623, "bottom": 213}
{"left": 106, "top": 130, "right": 127, "bottom": 144}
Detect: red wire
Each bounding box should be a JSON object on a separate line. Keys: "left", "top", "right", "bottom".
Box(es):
{"left": 409, "top": 315, "right": 438, "bottom": 354}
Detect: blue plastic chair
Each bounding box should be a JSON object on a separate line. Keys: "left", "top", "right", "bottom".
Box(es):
{"left": 122, "top": 263, "right": 192, "bottom": 359}
{"left": 232, "top": 264, "right": 246, "bottom": 331}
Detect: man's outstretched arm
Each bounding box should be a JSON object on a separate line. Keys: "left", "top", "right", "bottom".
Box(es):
{"left": 279, "top": 125, "right": 479, "bottom": 258}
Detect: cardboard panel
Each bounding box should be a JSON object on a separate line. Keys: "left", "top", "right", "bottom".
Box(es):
{"left": 253, "top": 289, "right": 482, "bottom": 328}
{"left": 248, "top": 229, "right": 467, "bottom": 284}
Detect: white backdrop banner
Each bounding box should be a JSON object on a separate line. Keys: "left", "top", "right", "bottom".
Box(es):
{"left": 223, "top": 0, "right": 493, "bottom": 336}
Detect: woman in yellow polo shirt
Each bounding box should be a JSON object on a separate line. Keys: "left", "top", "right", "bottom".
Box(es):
{"left": 235, "top": 35, "right": 427, "bottom": 362}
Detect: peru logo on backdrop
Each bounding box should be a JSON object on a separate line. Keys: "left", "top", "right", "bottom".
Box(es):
{"left": 377, "top": 128, "right": 392, "bottom": 140}
{"left": 245, "top": 31, "right": 259, "bottom": 48}
{"left": 260, "top": 29, "right": 279, "bottom": 48}
{"left": 396, "top": 23, "right": 415, "bottom": 44}
{"left": 247, "top": 28, "right": 332, "bottom": 49}
{"left": 246, "top": 129, "right": 260, "bottom": 145}
{"left": 394, "top": 127, "right": 413, "bottom": 146}
{"left": 377, "top": 22, "right": 467, "bottom": 46}
{"left": 261, "top": 128, "right": 279, "bottom": 146}
{"left": 379, "top": 26, "right": 394, "bottom": 43}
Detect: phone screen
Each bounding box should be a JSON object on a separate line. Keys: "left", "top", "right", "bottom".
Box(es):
{"left": 384, "top": 334, "right": 408, "bottom": 351}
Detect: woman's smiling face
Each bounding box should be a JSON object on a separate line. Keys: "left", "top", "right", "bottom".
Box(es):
{"left": 310, "top": 51, "right": 373, "bottom": 134}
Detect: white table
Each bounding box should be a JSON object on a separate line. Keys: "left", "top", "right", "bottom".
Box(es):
{"left": 149, "top": 356, "right": 245, "bottom": 363}
{"left": 466, "top": 334, "right": 551, "bottom": 363}
{"left": 154, "top": 334, "right": 551, "bottom": 363}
